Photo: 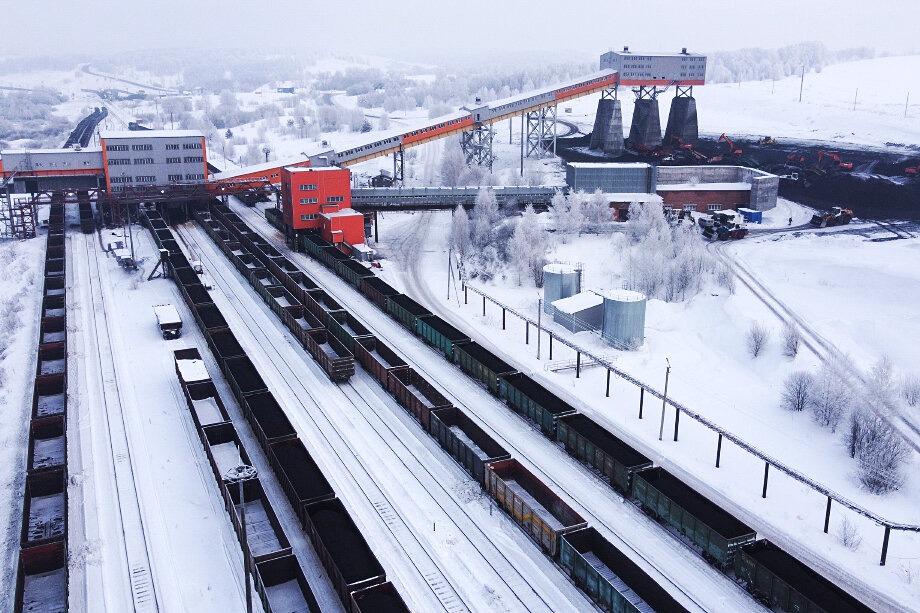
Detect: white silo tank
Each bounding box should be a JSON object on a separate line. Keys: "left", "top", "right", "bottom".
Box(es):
{"left": 543, "top": 264, "right": 581, "bottom": 313}
{"left": 602, "top": 289, "right": 647, "bottom": 349}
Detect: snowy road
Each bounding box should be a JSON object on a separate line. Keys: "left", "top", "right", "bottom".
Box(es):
{"left": 230, "top": 200, "right": 764, "bottom": 612}
{"left": 175, "top": 220, "right": 592, "bottom": 612}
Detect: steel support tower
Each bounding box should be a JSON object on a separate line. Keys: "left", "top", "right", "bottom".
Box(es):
{"left": 460, "top": 124, "right": 495, "bottom": 170}
{"left": 525, "top": 103, "right": 557, "bottom": 158}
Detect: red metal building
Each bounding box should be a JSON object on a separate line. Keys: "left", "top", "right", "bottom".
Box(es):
{"left": 280, "top": 166, "right": 365, "bottom": 247}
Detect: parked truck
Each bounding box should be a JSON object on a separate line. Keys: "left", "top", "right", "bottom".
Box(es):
{"left": 809, "top": 206, "right": 853, "bottom": 228}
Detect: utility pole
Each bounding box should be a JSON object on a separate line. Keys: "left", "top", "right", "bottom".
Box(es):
{"left": 853, "top": 88, "right": 858, "bottom": 111}
{"left": 446, "top": 247, "right": 451, "bottom": 300}
{"left": 907, "top": 92, "right": 911, "bottom": 118}
{"left": 658, "top": 358, "right": 671, "bottom": 440}
{"left": 520, "top": 113, "right": 524, "bottom": 177}
{"left": 226, "top": 465, "right": 257, "bottom": 613}
{"left": 536, "top": 299, "right": 542, "bottom": 359}
{"left": 799, "top": 65, "right": 805, "bottom": 103}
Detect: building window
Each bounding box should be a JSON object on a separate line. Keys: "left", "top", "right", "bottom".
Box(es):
{"left": 131, "top": 144, "right": 153, "bottom": 151}
{"left": 182, "top": 142, "right": 202, "bottom": 150}
{"left": 107, "top": 158, "right": 131, "bottom": 166}
{"left": 299, "top": 184, "right": 318, "bottom": 190}
{"left": 683, "top": 205, "right": 696, "bottom": 212}
{"left": 135, "top": 175, "right": 156, "bottom": 183}
{"left": 185, "top": 173, "right": 205, "bottom": 180}
{"left": 165, "top": 144, "right": 180, "bottom": 150}
{"left": 299, "top": 214, "right": 318, "bottom": 221}
{"left": 133, "top": 158, "right": 154, "bottom": 164}
{"left": 299, "top": 197, "right": 318, "bottom": 204}
{"left": 105, "top": 144, "right": 128, "bottom": 152}
{"left": 110, "top": 176, "right": 132, "bottom": 183}
{"left": 184, "top": 156, "right": 203, "bottom": 163}
{"left": 166, "top": 157, "right": 181, "bottom": 164}
{"left": 707, "top": 204, "right": 722, "bottom": 211}
{"left": 326, "top": 196, "right": 344, "bottom": 203}
{"left": 168, "top": 174, "right": 183, "bottom": 182}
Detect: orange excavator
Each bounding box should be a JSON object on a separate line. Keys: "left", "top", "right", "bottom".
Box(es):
{"left": 818, "top": 150, "right": 853, "bottom": 170}
{"left": 718, "top": 133, "right": 743, "bottom": 155}
{"left": 905, "top": 164, "right": 919, "bottom": 175}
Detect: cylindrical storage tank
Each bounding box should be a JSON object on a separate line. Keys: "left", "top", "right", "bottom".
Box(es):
{"left": 602, "top": 290, "right": 647, "bottom": 349}
{"left": 543, "top": 264, "right": 580, "bottom": 314}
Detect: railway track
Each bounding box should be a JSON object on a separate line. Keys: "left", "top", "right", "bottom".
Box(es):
{"left": 230, "top": 201, "right": 760, "bottom": 612}
{"left": 174, "top": 222, "right": 581, "bottom": 612}
{"left": 78, "top": 231, "right": 160, "bottom": 611}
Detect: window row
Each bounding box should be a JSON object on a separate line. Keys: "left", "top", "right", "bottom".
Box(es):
{"left": 299, "top": 214, "right": 318, "bottom": 221}
{"left": 299, "top": 197, "right": 318, "bottom": 204}
{"left": 299, "top": 184, "right": 318, "bottom": 191}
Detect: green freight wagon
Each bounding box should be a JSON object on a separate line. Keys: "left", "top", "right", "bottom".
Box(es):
{"left": 734, "top": 541, "right": 874, "bottom": 613}
{"left": 360, "top": 276, "right": 399, "bottom": 311}
{"left": 560, "top": 527, "right": 689, "bottom": 613}
{"left": 265, "top": 207, "right": 285, "bottom": 233}
{"left": 327, "top": 310, "right": 374, "bottom": 355}
{"left": 299, "top": 233, "right": 332, "bottom": 262}
{"left": 453, "top": 341, "right": 516, "bottom": 395}
{"left": 632, "top": 467, "right": 756, "bottom": 569}
{"left": 334, "top": 258, "right": 375, "bottom": 290}
{"left": 429, "top": 406, "right": 510, "bottom": 486}
{"left": 386, "top": 294, "right": 431, "bottom": 332}
{"left": 556, "top": 414, "right": 652, "bottom": 493}
{"left": 498, "top": 372, "right": 575, "bottom": 437}
{"left": 417, "top": 315, "right": 471, "bottom": 361}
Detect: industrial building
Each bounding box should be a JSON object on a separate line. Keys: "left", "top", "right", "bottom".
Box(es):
{"left": 564, "top": 162, "right": 778, "bottom": 220}
{"left": 280, "top": 166, "right": 365, "bottom": 249}
{"left": 100, "top": 130, "right": 207, "bottom": 192}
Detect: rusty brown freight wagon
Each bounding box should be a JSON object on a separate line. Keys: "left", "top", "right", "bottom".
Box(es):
{"left": 485, "top": 458, "right": 587, "bottom": 558}
{"left": 254, "top": 555, "right": 322, "bottom": 613}
{"left": 350, "top": 581, "right": 410, "bottom": 613}
{"left": 387, "top": 367, "right": 452, "bottom": 430}
{"left": 353, "top": 336, "right": 409, "bottom": 389}
{"left": 303, "top": 329, "right": 355, "bottom": 382}
{"left": 269, "top": 439, "right": 336, "bottom": 524}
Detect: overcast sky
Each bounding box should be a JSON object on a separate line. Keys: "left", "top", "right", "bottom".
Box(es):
{"left": 6, "top": 0, "right": 916, "bottom": 62}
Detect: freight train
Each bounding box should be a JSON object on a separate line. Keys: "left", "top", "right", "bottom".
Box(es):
{"left": 15, "top": 197, "right": 69, "bottom": 613}
{"left": 260, "top": 200, "right": 873, "bottom": 613}
{"left": 143, "top": 209, "right": 410, "bottom": 613}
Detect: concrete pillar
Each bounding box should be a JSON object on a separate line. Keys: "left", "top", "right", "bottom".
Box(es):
{"left": 664, "top": 96, "right": 699, "bottom": 145}
{"left": 589, "top": 98, "right": 624, "bottom": 156}
{"left": 628, "top": 99, "right": 661, "bottom": 149}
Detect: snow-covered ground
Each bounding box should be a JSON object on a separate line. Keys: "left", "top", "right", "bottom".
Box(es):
{"left": 367, "top": 206, "right": 920, "bottom": 611}
{"left": 0, "top": 235, "right": 46, "bottom": 612}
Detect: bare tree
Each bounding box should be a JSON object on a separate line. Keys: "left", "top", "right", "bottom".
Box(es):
{"left": 810, "top": 363, "right": 849, "bottom": 431}
{"left": 902, "top": 374, "right": 920, "bottom": 408}
{"left": 782, "top": 324, "right": 800, "bottom": 358}
{"left": 781, "top": 371, "right": 814, "bottom": 412}
{"left": 747, "top": 322, "right": 770, "bottom": 358}
{"left": 845, "top": 400, "right": 911, "bottom": 493}
{"left": 835, "top": 516, "right": 862, "bottom": 551}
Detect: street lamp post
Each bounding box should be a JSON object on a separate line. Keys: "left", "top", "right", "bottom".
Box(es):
{"left": 225, "top": 464, "right": 258, "bottom": 613}
{"left": 658, "top": 358, "right": 671, "bottom": 441}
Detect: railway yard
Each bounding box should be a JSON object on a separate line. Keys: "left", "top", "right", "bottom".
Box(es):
{"left": 6, "top": 182, "right": 903, "bottom": 612}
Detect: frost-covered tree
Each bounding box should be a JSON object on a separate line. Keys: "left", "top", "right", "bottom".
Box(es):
{"left": 509, "top": 205, "right": 549, "bottom": 286}
{"left": 747, "top": 322, "right": 770, "bottom": 358}
{"left": 584, "top": 189, "right": 611, "bottom": 231}
{"left": 810, "top": 363, "right": 849, "bottom": 431}
{"left": 449, "top": 205, "right": 471, "bottom": 262}
{"left": 471, "top": 187, "right": 500, "bottom": 249}
{"left": 782, "top": 324, "right": 801, "bottom": 358}
{"left": 440, "top": 139, "right": 465, "bottom": 187}
{"left": 902, "top": 374, "right": 920, "bottom": 408}
{"left": 551, "top": 191, "right": 584, "bottom": 243}
{"left": 378, "top": 112, "right": 390, "bottom": 131}
{"left": 781, "top": 371, "right": 814, "bottom": 412}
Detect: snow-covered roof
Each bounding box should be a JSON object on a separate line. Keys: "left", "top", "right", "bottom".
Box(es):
{"left": 606, "top": 193, "right": 663, "bottom": 203}
{"left": 568, "top": 162, "right": 651, "bottom": 169}
{"left": 320, "top": 207, "right": 363, "bottom": 219}
{"left": 1, "top": 146, "right": 102, "bottom": 155}
{"left": 286, "top": 165, "right": 343, "bottom": 173}
{"left": 544, "top": 263, "right": 578, "bottom": 274}
{"left": 176, "top": 358, "right": 209, "bottom": 383}
{"left": 657, "top": 182, "right": 751, "bottom": 192}
{"left": 552, "top": 291, "right": 603, "bottom": 314}
{"left": 101, "top": 129, "right": 203, "bottom": 139}
{"left": 153, "top": 304, "right": 181, "bottom": 325}
{"left": 600, "top": 289, "right": 647, "bottom": 302}
{"left": 211, "top": 157, "right": 307, "bottom": 180}
{"left": 352, "top": 243, "right": 375, "bottom": 253}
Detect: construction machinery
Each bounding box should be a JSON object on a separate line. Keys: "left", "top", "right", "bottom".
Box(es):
{"left": 718, "top": 133, "right": 743, "bottom": 155}
{"left": 700, "top": 211, "right": 749, "bottom": 240}
{"left": 904, "top": 164, "right": 920, "bottom": 176}
{"left": 757, "top": 136, "right": 777, "bottom": 146}
{"left": 818, "top": 150, "right": 853, "bottom": 170}
{"left": 809, "top": 206, "right": 853, "bottom": 228}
